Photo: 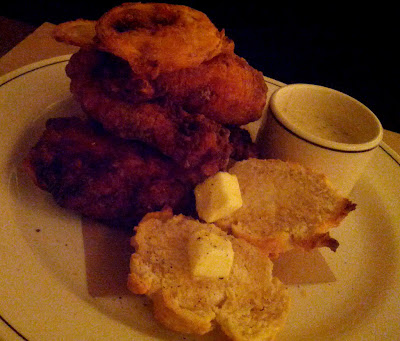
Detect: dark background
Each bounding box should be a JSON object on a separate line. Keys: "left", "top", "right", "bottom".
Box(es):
{"left": 2, "top": 1, "right": 398, "bottom": 132}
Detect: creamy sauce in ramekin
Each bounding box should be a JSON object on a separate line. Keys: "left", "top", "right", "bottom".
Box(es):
{"left": 283, "top": 109, "right": 357, "bottom": 144}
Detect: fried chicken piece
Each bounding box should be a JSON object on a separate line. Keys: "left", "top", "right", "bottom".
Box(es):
{"left": 24, "top": 117, "right": 195, "bottom": 227}
{"left": 155, "top": 53, "right": 267, "bottom": 125}
{"left": 67, "top": 49, "right": 266, "bottom": 126}
{"left": 67, "top": 49, "right": 232, "bottom": 180}
{"left": 66, "top": 49, "right": 155, "bottom": 104}
{"left": 228, "top": 125, "right": 260, "bottom": 160}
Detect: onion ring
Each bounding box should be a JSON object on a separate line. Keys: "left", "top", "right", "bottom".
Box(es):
{"left": 95, "top": 2, "right": 234, "bottom": 78}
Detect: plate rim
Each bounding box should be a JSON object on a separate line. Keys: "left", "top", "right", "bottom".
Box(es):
{"left": 0, "top": 55, "right": 72, "bottom": 87}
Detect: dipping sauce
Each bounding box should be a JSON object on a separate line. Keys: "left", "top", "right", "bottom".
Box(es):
{"left": 271, "top": 84, "right": 382, "bottom": 147}
{"left": 283, "top": 108, "right": 356, "bottom": 144}
{"left": 256, "top": 83, "right": 383, "bottom": 195}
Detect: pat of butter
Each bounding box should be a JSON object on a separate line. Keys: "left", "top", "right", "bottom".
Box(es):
{"left": 188, "top": 230, "right": 234, "bottom": 279}
{"left": 194, "top": 172, "right": 242, "bottom": 223}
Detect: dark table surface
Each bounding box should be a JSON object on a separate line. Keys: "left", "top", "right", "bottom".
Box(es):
{"left": 1, "top": 1, "right": 398, "bottom": 132}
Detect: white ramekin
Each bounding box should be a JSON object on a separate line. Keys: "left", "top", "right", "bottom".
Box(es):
{"left": 256, "top": 84, "right": 383, "bottom": 196}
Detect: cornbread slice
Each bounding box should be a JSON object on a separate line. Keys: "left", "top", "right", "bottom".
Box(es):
{"left": 128, "top": 210, "right": 290, "bottom": 340}
{"left": 216, "top": 159, "right": 356, "bottom": 257}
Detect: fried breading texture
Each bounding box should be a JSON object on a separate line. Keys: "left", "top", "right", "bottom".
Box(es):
{"left": 95, "top": 2, "right": 234, "bottom": 78}
{"left": 155, "top": 53, "right": 267, "bottom": 125}
{"left": 24, "top": 117, "right": 195, "bottom": 227}
{"left": 66, "top": 49, "right": 233, "bottom": 181}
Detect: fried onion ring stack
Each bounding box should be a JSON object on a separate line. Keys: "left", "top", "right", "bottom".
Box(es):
{"left": 52, "top": 1, "right": 267, "bottom": 189}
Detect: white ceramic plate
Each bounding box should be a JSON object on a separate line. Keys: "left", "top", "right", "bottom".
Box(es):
{"left": 1, "top": 56, "right": 399, "bottom": 341}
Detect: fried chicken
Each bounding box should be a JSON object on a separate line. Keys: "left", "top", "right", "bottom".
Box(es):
{"left": 24, "top": 117, "right": 195, "bottom": 227}
{"left": 67, "top": 49, "right": 233, "bottom": 179}
{"left": 26, "top": 6, "right": 266, "bottom": 226}
{"left": 155, "top": 53, "right": 267, "bottom": 125}
{"left": 67, "top": 49, "right": 267, "bottom": 125}
{"left": 228, "top": 125, "right": 260, "bottom": 160}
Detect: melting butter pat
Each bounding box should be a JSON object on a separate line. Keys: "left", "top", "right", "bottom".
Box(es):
{"left": 195, "top": 172, "right": 242, "bottom": 223}
{"left": 188, "top": 230, "right": 234, "bottom": 278}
